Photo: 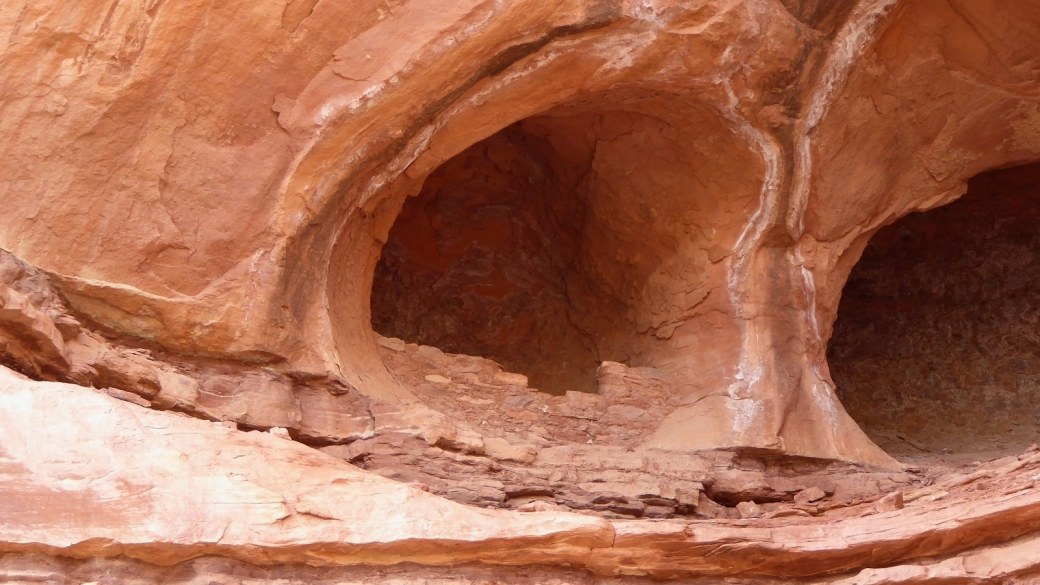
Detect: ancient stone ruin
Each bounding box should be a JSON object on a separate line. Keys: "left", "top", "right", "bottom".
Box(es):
{"left": 2, "top": 0, "right": 1040, "bottom": 582}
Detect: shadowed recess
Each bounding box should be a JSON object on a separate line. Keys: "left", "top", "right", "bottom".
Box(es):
{"left": 369, "top": 101, "right": 753, "bottom": 396}
{"left": 829, "top": 162, "right": 1040, "bottom": 454}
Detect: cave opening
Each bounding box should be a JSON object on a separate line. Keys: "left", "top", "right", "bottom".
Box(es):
{"left": 829, "top": 162, "right": 1040, "bottom": 455}
{"left": 370, "top": 115, "right": 603, "bottom": 395}
{"left": 368, "top": 100, "right": 750, "bottom": 398}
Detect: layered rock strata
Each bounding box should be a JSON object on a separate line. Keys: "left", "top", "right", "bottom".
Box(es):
{"left": 5, "top": 368, "right": 1040, "bottom": 582}
{"left": 2, "top": 0, "right": 1040, "bottom": 582}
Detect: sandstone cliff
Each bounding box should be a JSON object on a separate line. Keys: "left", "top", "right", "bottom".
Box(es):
{"left": 2, "top": 0, "right": 1040, "bottom": 582}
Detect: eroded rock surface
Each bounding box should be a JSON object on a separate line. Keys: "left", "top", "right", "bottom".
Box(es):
{"left": 3, "top": 0, "right": 1040, "bottom": 582}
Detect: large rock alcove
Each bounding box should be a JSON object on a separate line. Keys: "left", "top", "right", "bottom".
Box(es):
{"left": 366, "top": 99, "right": 763, "bottom": 397}
{"left": 357, "top": 97, "right": 765, "bottom": 397}
{"left": 830, "top": 162, "right": 1040, "bottom": 454}
{"left": 370, "top": 117, "right": 602, "bottom": 396}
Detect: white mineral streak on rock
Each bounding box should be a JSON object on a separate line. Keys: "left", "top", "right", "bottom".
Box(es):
{"left": 714, "top": 64, "right": 782, "bottom": 436}
{"left": 789, "top": 0, "right": 901, "bottom": 236}
{"left": 787, "top": 0, "right": 900, "bottom": 426}
{"left": 721, "top": 91, "right": 782, "bottom": 304}
{"left": 594, "top": 31, "right": 657, "bottom": 74}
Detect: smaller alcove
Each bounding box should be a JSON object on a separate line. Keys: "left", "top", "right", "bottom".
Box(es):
{"left": 828, "top": 162, "right": 1040, "bottom": 454}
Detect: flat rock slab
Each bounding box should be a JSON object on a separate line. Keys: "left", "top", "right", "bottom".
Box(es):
{"left": 0, "top": 367, "right": 610, "bottom": 567}
{"left": 4, "top": 366, "right": 1040, "bottom": 580}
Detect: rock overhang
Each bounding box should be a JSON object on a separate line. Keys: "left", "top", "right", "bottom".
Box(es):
{"left": 4, "top": 1, "right": 1040, "bottom": 580}
{"left": 5, "top": 0, "right": 906, "bottom": 466}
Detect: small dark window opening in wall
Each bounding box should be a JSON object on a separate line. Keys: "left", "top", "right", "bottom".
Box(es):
{"left": 828, "top": 161, "right": 1040, "bottom": 455}
{"left": 370, "top": 121, "right": 602, "bottom": 396}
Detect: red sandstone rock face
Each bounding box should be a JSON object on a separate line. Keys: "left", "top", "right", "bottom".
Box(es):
{"left": 3, "top": 0, "right": 1040, "bottom": 582}
{"left": 2, "top": 0, "right": 886, "bottom": 465}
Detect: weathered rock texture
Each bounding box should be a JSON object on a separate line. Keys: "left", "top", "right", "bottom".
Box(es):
{"left": 7, "top": 367, "right": 1040, "bottom": 583}
{"left": 2, "top": 0, "right": 1040, "bottom": 581}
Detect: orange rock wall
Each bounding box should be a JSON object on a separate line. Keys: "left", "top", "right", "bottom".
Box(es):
{"left": 4, "top": 0, "right": 1040, "bottom": 581}
{"left": 2, "top": 0, "right": 1040, "bottom": 474}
